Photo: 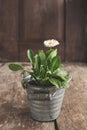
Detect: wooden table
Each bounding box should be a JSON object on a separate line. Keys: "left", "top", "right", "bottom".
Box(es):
{"left": 0, "top": 63, "right": 87, "bottom": 130}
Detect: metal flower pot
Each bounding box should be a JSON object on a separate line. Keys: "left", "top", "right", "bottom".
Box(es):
{"left": 26, "top": 84, "right": 65, "bottom": 121}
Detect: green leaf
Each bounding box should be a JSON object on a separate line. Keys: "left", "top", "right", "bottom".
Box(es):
{"left": 54, "top": 69, "right": 68, "bottom": 81}
{"left": 47, "top": 59, "right": 51, "bottom": 71}
{"left": 59, "top": 70, "right": 68, "bottom": 77}
{"left": 49, "top": 78, "right": 60, "bottom": 88}
{"left": 21, "top": 80, "right": 27, "bottom": 89}
{"left": 38, "top": 50, "right": 46, "bottom": 64}
{"left": 40, "top": 65, "right": 45, "bottom": 78}
{"left": 46, "top": 49, "right": 53, "bottom": 56}
{"left": 51, "top": 56, "right": 61, "bottom": 72}
{"left": 47, "top": 49, "right": 57, "bottom": 61}
{"left": 27, "top": 49, "right": 34, "bottom": 65}
{"left": 9, "top": 64, "right": 24, "bottom": 71}
{"left": 61, "top": 81, "right": 69, "bottom": 88}
{"left": 34, "top": 54, "right": 41, "bottom": 72}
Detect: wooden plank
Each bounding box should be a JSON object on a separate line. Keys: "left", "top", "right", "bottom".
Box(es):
{"left": 0, "top": 0, "right": 18, "bottom": 41}
{"left": 65, "top": 0, "right": 87, "bottom": 62}
{"left": 56, "top": 63, "right": 87, "bottom": 130}
{"left": 0, "top": 41, "right": 18, "bottom": 62}
{"left": 0, "top": 63, "right": 55, "bottom": 130}
{"left": 0, "top": 0, "right": 19, "bottom": 61}
{"left": 18, "top": 0, "right": 65, "bottom": 61}
{"left": 19, "top": 0, "right": 64, "bottom": 42}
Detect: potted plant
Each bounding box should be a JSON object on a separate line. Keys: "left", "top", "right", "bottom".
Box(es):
{"left": 9, "top": 39, "right": 71, "bottom": 121}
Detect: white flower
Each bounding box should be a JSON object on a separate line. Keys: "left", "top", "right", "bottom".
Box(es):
{"left": 44, "top": 39, "right": 60, "bottom": 47}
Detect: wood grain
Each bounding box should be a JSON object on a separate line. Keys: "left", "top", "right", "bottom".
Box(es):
{"left": 0, "top": 0, "right": 87, "bottom": 62}
{"left": 0, "top": 0, "right": 18, "bottom": 41}
{"left": 0, "top": 63, "right": 55, "bottom": 130}
{"left": 56, "top": 63, "right": 87, "bottom": 130}
{"left": 0, "top": 63, "right": 87, "bottom": 130}
{"left": 0, "top": 41, "right": 18, "bottom": 62}
{"left": 65, "top": 0, "right": 87, "bottom": 62}
{"left": 19, "top": 0, "right": 64, "bottom": 42}
{"left": 0, "top": 0, "right": 19, "bottom": 61}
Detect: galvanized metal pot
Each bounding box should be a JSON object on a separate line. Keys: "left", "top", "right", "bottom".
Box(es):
{"left": 26, "top": 84, "right": 65, "bottom": 121}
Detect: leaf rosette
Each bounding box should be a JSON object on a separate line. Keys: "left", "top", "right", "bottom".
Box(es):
{"left": 8, "top": 39, "right": 70, "bottom": 88}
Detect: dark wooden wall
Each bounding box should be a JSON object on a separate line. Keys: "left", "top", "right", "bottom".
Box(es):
{"left": 18, "top": 0, "right": 64, "bottom": 61}
{"left": 0, "top": 0, "right": 87, "bottom": 62}
{"left": 0, "top": 0, "right": 18, "bottom": 61}
{"left": 65, "top": 0, "right": 87, "bottom": 62}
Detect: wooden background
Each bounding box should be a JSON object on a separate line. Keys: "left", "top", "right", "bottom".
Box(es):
{"left": 0, "top": 0, "right": 87, "bottom": 62}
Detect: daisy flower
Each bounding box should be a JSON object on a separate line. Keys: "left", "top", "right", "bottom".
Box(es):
{"left": 44, "top": 39, "right": 60, "bottom": 47}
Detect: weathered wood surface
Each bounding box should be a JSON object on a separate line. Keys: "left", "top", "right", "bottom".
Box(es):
{"left": 0, "top": 0, "right": 87, "bottom": 62}
{"left": 19, "top": 0, "right": 64, "bottom": 41}
{"left": 0, "top": 63, "right": 55, "bottom": 130}
{"left": 57, "top": 63, "right": 87, "bottom": 130}
{"left": 0, "top": 63, "right": 87, "bottom": 130}
{"left": 0, "top": 0, "right": 18, "bottom": 61}
{"left": 66, "top": 0, "right": 87, "bottom": 62}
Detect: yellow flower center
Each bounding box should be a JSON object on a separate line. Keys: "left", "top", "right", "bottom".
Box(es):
{"left": 48, "top": 42, "right": 53, "bottom": 45}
